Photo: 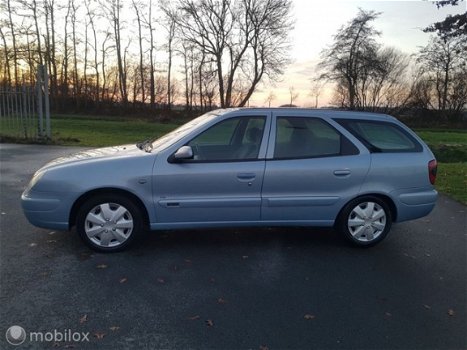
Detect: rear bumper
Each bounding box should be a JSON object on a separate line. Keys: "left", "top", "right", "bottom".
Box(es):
{"left": 392, "top": 188, "right": 438, "bottom": 222}
{"left": 21, "top": 190, "right": 74, "bottom": 230}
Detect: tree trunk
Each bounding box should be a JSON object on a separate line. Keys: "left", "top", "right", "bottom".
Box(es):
{"left": 7, "top": 0, "right": 18, "bottom": 86}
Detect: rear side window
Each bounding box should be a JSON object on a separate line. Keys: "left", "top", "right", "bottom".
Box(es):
{"left": 274, "top": 117, "right": 358, "bottom": 159}
{"left": 336, "top": 119, "right": 422, "bottom": 153}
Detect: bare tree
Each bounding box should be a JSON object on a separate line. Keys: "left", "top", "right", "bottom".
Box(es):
{"left": 70, "top": 0, "right": 79, "bottom": 98}
{"left": 142, "top": 0, "right": 156, "bottom": 107}
{"left": 179, "top": 41, "right": 196, "bottom": 110}
{"left": 0, "top": 26, "right": 11, "bottom": 86}
{"left": 101, "top": 0, "right": 128, "bottom": 103}
{"left": 100, "top": 32, "right": 112, "bottom": 102}
{"left": 60, "top": 0, "right": 72, "bottom": 99}
{"left": 265, "top": 91, "right": 276, "bottom": 107}
{"left": 319, "top": 9, "right": 381, "bottom": 110}
{"left": 44, "top": 0, "right": 58, "bottom": 98}
{"left": 417, "top": 34, "right": 466, "bottom": 111}
{"left": 174, "top": 0, "right": 292, "bottom": 108}
{"left": 20, "top": 0, "right": 43, "bottom": 66}
{"left": 6, "top": 0, "right": 18, "bottom": 85}
{"left": 201, "top": 64, "right": 218, "bottom": 109}
{"left": 132, "top": 0, "right": 146, "bottom": 103}
{"left": 361, "top": 47, "right": 411, "bottom": 111}
{"left": 160, "top": 2, "right": 178, "bottom": 109}
{"left": 289, "top": 86, "right": 299, "bottom": 106}
{"left": 85, "top": 0, "right": 100, "bottom": 103}
{"left": 309, "top": 79, "right": 324, "bottom": 108}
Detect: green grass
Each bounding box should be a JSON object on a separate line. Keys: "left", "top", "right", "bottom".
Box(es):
{"left": 1, "top": 116, "right": 179, "bottom": 147}
{"left": 49, "top": 117, "right": 179, "bottom": 147}
{"left": 415, "top": 130, "right": 466, "bottom": 203}
{"left": 415, "top": 129, "right": 467, "bottom": 163}
{"left": 1, "top": 117, "right": 466, "bottom": 204}
{"left": 435, "top": 163, "right": 467, "bottom": 204}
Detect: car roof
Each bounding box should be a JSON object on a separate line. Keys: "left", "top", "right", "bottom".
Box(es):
{"left": 220, "top": 107, "right": 395, "bottom": 121}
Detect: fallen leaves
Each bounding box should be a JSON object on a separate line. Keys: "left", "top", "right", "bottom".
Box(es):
{"left": 448, "top": 309, "right": 455, "bottom": 316}
{"left": 119, "top": 277, "right": 127, "bottom": 284}
{"left": 29, "top": 243, "right": 37, "bottom": 247}
{"left": 96, "top": 264, "right": 108, "bottom": 269}
{"left": 79, "top": 314, "right": 88, "bottom": 324}
{"left": 109, "top": 326, "right": 120, "bottom": 332}
{"left": 94, "top": 332, "right": 106, "bottom": 339}
{"left": 423, "top": 304, "right": 431, "bottom": 310}
{"left": 304, "top": 314, "right": 315, "bottom": 320}
{"left": 186, "top": 315, "right": 213, "bottom": 327}
{"left": 157, "top": 278, "right": 166, "bottom": 284}
{"left": 78, "top": 252, "right": 93, "bottom": 261}
{"left": 217, "top": 298, "right": 228, "bottom": 305}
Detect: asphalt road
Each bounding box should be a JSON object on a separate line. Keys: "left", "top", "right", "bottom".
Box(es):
{"left": 0, "top": 143, "right": 466, "bottom": 350}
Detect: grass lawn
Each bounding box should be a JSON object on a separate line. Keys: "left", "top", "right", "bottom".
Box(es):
{"left": 435, "top": 163, "right": 467, "bottom": 205}
{"left": 0, "top": 116, "right": 180, "bottom": 147}
{"left": 1, "top": 115, "right": 466, "bottom": 204}
{"left": 49, "top": 117, "right": 179, "bottom": 147}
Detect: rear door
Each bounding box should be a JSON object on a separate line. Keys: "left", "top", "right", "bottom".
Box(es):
{"left": 261, "top": 113, "right": 370, "bottom": 225}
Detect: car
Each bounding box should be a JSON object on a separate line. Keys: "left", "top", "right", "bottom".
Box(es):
{"left": 21, "top": 108, "right": 438, "bottom": 252}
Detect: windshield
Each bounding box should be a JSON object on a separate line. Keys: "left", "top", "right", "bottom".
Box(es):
{"left": 151, "top": 110, "right": 224, "bottom": 151}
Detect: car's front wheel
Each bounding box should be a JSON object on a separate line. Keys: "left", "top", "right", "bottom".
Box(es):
{"left": 76, "top": 194, "right": 144, "bottom": 252}
{"left": 337, "top": 196, "right": 392, "bottom": 247}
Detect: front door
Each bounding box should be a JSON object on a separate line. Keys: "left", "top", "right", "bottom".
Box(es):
{"left": 153, "top": 115, "right": 269, "bottom": 224}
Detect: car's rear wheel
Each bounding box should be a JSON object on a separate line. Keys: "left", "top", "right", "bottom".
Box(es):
{"left": 337, "top": 196, "right": 392, "bottom": 247}
{"left": 76, "top": 194, "right": 143, "bottom": 252}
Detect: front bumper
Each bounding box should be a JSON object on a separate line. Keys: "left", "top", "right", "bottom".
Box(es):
{"left": 21, "top": 190, "right": 75, "bottom": 230}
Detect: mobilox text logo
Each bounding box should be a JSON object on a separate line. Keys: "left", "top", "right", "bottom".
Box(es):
{"left": 5, "top": 325, "right": 90, "bottom": 346}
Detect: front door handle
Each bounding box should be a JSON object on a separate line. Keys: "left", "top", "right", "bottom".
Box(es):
{"left": 237, "top": 173, "right": 256, "bottom": 182}
{"left": 333, "top": 169, "right": 351, "bottom": 176}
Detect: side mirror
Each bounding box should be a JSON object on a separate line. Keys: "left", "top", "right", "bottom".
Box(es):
{"left": 173, "top": 145, "right": 194, "bottom": 160}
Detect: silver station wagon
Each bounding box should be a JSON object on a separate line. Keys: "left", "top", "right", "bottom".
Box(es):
{"left": 21, "top": 108, "right": 438, "bottom": 252}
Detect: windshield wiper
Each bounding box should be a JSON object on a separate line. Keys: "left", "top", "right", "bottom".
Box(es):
{"left": 136, "top": 139, "right": 154, "bottom": 153}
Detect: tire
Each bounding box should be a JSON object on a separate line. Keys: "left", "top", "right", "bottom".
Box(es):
{"left": 76, "top": 194, "right": 144, "bottom": 252}
{"left": 337, "top": 196, "right": 392, "bottom": 247}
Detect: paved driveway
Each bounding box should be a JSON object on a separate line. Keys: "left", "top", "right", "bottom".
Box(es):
{"left": 0, "top": 144, "right": 466, "bottom": 349}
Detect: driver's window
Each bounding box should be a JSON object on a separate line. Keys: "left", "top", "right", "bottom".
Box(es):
{"left": 187, "top": 117, "right": 265, "bottom": 161}
{"left": 189, "top": 118, "right": 240, "bottom": 147}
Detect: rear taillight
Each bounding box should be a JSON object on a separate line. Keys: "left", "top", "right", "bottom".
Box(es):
{"left": 428, "top": 159, "right": 437, "bottom": 185}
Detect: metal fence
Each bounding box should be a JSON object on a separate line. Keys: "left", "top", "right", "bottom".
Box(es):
{"left": 0, "top": 65, "right": 51, "bottom": 140}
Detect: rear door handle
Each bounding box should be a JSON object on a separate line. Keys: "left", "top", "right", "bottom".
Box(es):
{"left": 237, "top": 173, "right": 256, "bottom": 182}
{"left": 333, "top": 169, "right": 351, "bottom": 176}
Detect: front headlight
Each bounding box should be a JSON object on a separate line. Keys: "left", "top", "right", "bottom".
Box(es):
{"left": 24, "top": 170, "right": 46, "bottom": 194}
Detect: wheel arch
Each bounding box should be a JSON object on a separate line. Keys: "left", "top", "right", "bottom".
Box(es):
{"left": 69, "top": 188, "right": 150, "bottom": 230}
{"left": 336, "top": 193, "right": 398, "bottom": 224}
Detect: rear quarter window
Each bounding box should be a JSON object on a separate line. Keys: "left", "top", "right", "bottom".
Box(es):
{"left": 335, "top": 119, "right": 422, "bottom": 153}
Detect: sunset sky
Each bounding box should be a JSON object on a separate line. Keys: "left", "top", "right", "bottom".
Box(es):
{"left": 250, "top": 0, "right": 466, "bottom": 107}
